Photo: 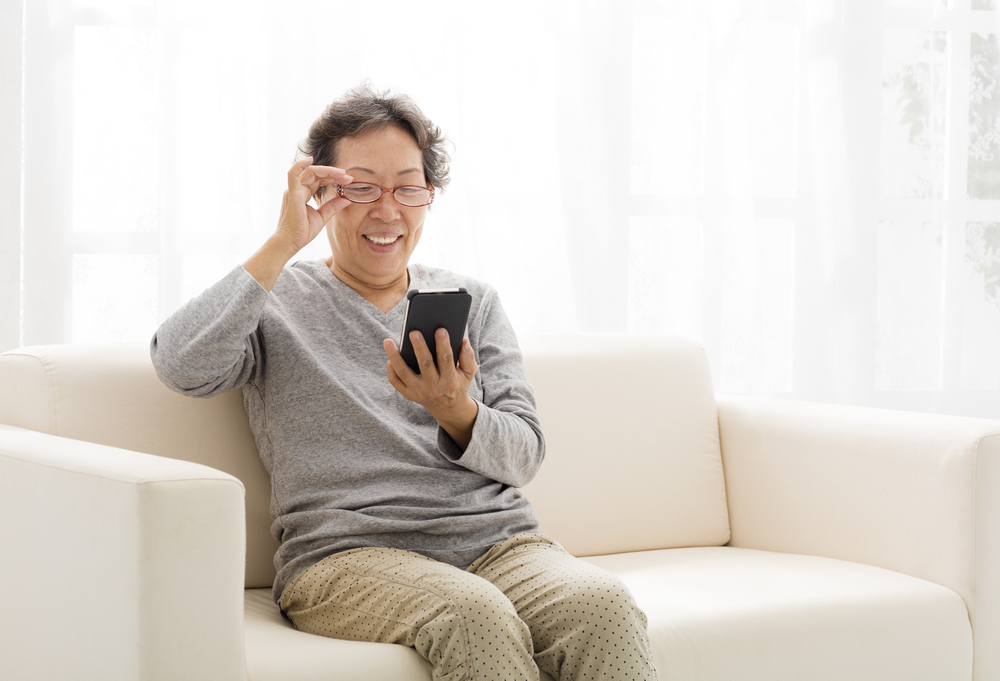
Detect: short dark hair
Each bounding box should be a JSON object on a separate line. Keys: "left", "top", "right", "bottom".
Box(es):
{"left": 299, "top": 83, "right": 451, "bottom": 194}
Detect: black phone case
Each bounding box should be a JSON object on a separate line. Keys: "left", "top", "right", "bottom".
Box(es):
{"left": 399, "top": 289, "right": 473, "bottom": 374}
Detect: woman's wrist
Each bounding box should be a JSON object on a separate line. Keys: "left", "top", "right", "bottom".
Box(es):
{"left": 435, "top": 396, "right": 480, "bottom": 453}
{"left": 243, "top": 233, "right": 301, "bottom": 292}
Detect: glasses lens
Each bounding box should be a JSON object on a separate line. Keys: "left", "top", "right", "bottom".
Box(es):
{"left": 394, "top": 186, "right": 432, "bottom": 207}
{"left": 341, "top": 183, "right": 381, "bottom": 203}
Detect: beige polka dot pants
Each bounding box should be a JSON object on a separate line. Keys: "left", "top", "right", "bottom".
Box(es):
{"left": 279, "top": 533, "right": 659, "bottom": 680}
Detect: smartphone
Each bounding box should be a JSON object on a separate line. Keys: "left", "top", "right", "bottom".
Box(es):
{"left": 399, "top": 288, "right": 473, "bottom": 374}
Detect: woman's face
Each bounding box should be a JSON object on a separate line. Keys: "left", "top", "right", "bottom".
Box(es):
{"left": 320, "top": 125, "right": 428, "bottom": 291}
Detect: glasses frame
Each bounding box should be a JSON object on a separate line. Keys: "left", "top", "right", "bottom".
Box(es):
{"left": 335, "top": 182, "right": 435, "bottom": 207}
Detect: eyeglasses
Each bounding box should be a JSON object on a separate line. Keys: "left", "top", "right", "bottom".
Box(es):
{"left": 335, "top": 182, "right": 435, "bottom": 207}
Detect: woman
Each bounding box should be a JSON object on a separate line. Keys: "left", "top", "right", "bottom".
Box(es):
{"left": 151, "top": 84, "right": 658, "bottom": 681}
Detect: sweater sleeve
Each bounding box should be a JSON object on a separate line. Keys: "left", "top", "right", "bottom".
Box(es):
{"left": 437, "top": 289, "right": 545, "bottom": 488}
{"left": 150, "top": 265, "right": 269, "bottom": 397}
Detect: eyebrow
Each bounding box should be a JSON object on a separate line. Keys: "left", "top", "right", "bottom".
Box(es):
{"left": 346, "top": 167, "right": 423, "bottom": 177}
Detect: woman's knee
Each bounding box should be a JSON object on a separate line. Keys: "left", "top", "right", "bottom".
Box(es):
{"left": 530, "top": 573, "right": 657, "bottom": 680}
{"left": 527, "top": 568, "right": 646, "bottom": 630}
{"left": 434, "top": 580, "right": 533, "bottom": 644}
{"left": 415, "top": 580, "right": 536, "bottom": 678}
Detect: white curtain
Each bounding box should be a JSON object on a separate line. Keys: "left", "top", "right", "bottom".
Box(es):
{"left": 3, "top": 0, "right": 1000, "bottom": 419}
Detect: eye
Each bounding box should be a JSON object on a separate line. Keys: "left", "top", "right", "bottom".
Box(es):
{"left": 343, "top": 184, "right": 379, "bottom": 200}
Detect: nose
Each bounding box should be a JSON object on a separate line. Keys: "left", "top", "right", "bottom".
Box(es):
{"left": 367, "top": 188, "right": 402, "bottom": 220}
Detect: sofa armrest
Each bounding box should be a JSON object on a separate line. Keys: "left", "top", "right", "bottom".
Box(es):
{"left": 0, "top": 424, "right": 247, "bottom": 681}
{"left": 717, "top": 395, "right": 1000, "bottom": 680}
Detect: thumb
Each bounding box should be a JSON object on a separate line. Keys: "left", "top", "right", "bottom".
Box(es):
{"left": 317, "top": 196, "right": 351, "bottom": 224}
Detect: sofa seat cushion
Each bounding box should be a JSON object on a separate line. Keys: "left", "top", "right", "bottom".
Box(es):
{"left": 584, "top": 547, "right": 972, "bottom": 681}
{"left": 244, "top": 546, "right": 969, "bottom": 681}
{"left": 245, "top": 588, "right": 432, "bottom": 681}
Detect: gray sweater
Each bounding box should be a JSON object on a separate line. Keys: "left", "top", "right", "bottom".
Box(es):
{"left": 150, "top": 260, "right": 544, "bottom": 603}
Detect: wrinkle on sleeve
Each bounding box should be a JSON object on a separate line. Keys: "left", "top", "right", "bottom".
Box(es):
{"left": 150, "top": 265, "right": 269, "bottom": 397}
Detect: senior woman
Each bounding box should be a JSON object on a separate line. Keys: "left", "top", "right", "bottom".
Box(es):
{"left": 151, "top": 85, "right": 658, "bottom": 681}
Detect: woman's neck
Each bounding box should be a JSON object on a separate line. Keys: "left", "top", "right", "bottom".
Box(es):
{"left": 326, "top": 257, "right": 410, "bottom": 313}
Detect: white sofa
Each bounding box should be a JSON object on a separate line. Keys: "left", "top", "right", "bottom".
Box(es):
{"left": 1, "top": 334, "right": 998, "bottom": 681}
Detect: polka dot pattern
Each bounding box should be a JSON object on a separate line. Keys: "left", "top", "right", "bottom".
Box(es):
{"left": 280, "top": 534, "right": 659, "bottom": 680}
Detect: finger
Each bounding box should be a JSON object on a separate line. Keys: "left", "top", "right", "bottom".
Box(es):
{"left": 434, "top": 328, "right": 456, "bottom": 373}
{"left": 293, "top": 162, "right": 349, "bottom": 195}
{"left": 409, "top": 330, "right": 439, "bottom": 377}
{"left": 383, "top": 338, "right": 417, "bottom": 383}
{"left": 307, "top": 165, "right": 353, "bottom": 182}
{"left": 287, "top": 157, "right": 314, "bottom": 193}
{"left": 385, "top": 359, "right": 407, "bottom": 393}
{"left": 298, "top": 172, "right": 349, "bottom": 202}
{"left": 457, "top": 337, "right": 478, "bottom": 377}
{"left": 301, "top": 165, "right": 352, "bottom": 186}
{"left": 299, "top": 166, "right": 353, "bottom": 189}
{"left": 290, "top": 157, "right": 313, "bottom": 173}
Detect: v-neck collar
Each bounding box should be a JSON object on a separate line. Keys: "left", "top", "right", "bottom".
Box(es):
{"left": 315, "top": 260, "right": 418, "bottom": 320}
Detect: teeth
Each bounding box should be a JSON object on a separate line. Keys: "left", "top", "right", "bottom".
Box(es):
{"left": 365, "top": 235, "right": 400, "bottom": 245}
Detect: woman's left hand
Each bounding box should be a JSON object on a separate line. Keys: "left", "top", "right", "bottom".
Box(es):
{"left": 384, "top": 329, "right": 479, "bottom": 451}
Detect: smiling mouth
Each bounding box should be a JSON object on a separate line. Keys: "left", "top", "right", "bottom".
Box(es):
{"left": 364, "top": 234, "right": 401, "bottom": 246}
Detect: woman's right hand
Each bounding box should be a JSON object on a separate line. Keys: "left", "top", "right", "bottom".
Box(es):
{"left": 275, "top": 157, "right": 353, "bottom": 252}
{"left": 243, "top": 159, "right": 354, "bottom": 292}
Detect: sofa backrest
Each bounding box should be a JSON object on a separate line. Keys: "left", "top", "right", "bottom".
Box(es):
{"left": 0, "top": 334, "right": 730, "bottom": 588}
{"left": 518, "top": 333, "right": 730, "bottom": 556}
